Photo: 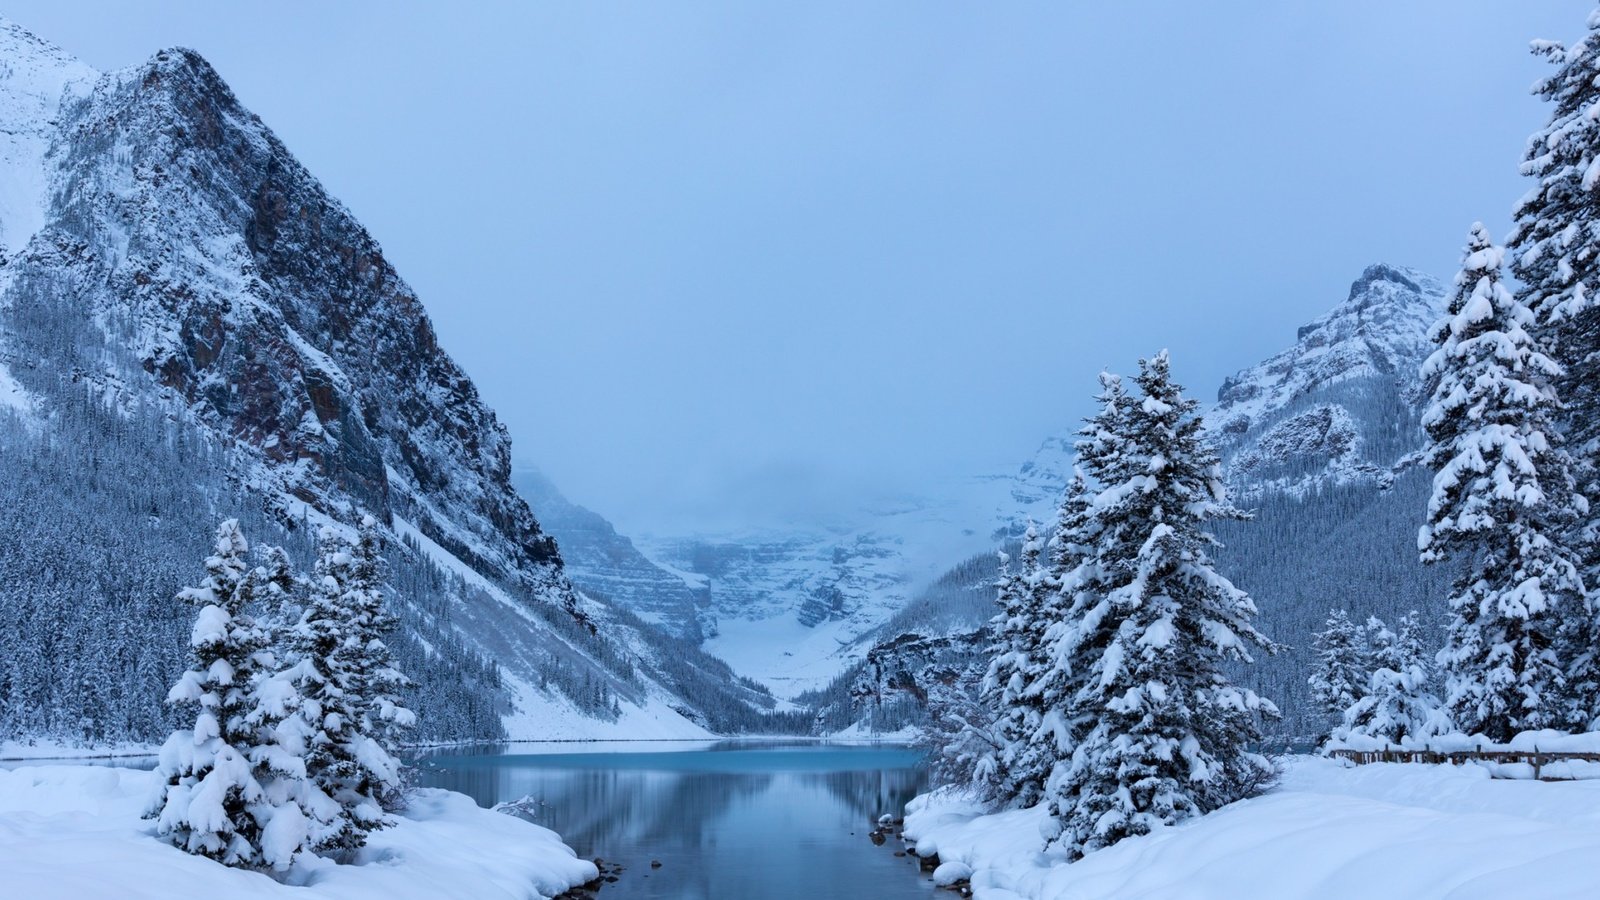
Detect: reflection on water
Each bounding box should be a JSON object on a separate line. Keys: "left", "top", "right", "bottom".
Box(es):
{"left": 415, "top": 741, "right": 936, "bottom": 899}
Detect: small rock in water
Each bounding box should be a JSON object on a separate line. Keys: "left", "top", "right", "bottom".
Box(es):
{"left": 878, "top": 814, "right": 894, "bottom": 825}
{"left": 894, "top": 851, "right": 907, "bottom": 857}
{"left": 650, "top": 859, "right": 663, "bottom": 868}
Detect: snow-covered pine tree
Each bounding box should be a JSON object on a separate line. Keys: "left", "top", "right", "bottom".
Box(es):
{"left": 1337, "top": 612, "right": 1446, "bottom": 747}
{"left": 1510, "top": 11, "right": 1600, "bottom": 579}
{"left": 979, "top": 522, "right": 1043, "bottom": 800}
{"left": 1036, "top": 374, "right": 1137, "bottom": 836}
{"left": 148, "top": 520, "right": 330, "bottom": 871}
{"left": 1002, "top": 470, "right": 1098, "bottom": 807}
{"left": 287, "top": 521, "right": 412, "bottom": 853}
{"left": 1307, "top": 610, "right": 1370, "bottom": 725}
{"left": 1507, "top": 14, "right": 1600, "bottom": 730}
{"left": 1421, "top": 223, "right": 1587, "bottom": 741}
{"left": 981, "top": 521, "right": 1050, "bottom": 806}
{"left": 1033, "top": 375, "right": 1133, "bottom": 772}
{"left": 343, "top": 516, "right": 415, "bottom": 805}
{"left": 1042, "top": 352, "right": 1277, "bottom": 860}
{"left": 971, "top": 546, "right": 1022, "bottom": 798}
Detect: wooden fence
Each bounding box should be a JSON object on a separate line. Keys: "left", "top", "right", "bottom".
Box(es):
{"left": 1327, "top": 748, "right": 1600, "bottom": 780}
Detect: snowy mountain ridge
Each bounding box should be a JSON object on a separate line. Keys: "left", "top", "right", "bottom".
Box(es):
{"left": 514, "top": 469, "right": 713, "bottom": 642}
{"left": 637, "top": 490, "right": 995, "bottom": 697}
{"left": 0, "top": 18, "right": 771, "bottom": 743}
{"left": 1005, "top": 263, "right": 1448, "bottom": 517}
{"left": 0, "top": 20, "right": 94, "bottom": 258}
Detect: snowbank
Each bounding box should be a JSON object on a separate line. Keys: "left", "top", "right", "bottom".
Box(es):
{"left": 902, "top": 756, "right": 1600, "bottom": 899}
{"left": 0, "top": 739, "right": 159, "bottom": 762}
{"left": 0, "top": 764, "right": 597, "bottom": 899}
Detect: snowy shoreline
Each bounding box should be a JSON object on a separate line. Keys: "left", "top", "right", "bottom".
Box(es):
{"left": 0, "top": 764, "right": 598, "bottom": 899}
{"left": 899, "top": 756, "right": 1600, "bottom": 899}
{"left": 3, "top": 732, "right": 917, "bottom": 764}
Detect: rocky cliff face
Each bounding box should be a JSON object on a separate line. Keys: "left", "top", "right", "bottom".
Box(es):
{"left": 514, "top": 469, "right": 711, "bottom": 641}
{"left": 1004, "top": 263, "right": 1446, "bottom": 517}
{"left": 0, "top": 19, "right": 760, "bottom": 741}
{"left": 26, "top": 40, "right": 560, "bottom": 587}
{"left": 1208, "top": 263, "right": 1445, "bottom": 495}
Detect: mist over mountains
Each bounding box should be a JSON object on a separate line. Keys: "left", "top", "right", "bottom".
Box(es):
{"left": 1, "top": 13, "right": 1461, "bottom": 748}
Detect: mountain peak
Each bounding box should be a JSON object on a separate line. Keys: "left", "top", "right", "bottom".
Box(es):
{"left": 1209, "top": 262, "right": 1447, "bottom": 495}
{"left": 0, "top": 17, "right": 85, "bottom": 70}
{"left": 0, "top": 17, "right": 95, "bottom": 255}
{"left": 1348, "top": 263, "right": 1428, "bottom": 301}
{"left": 999, "top": 263, "right": 1449, "bottom": 524}
{"left": 1290, "top": 263, "right": 1444, "bottom": 342}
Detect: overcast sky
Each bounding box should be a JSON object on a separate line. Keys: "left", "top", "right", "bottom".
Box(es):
{"left": 6, "top": 2, "right": 1588, "bottom": 536}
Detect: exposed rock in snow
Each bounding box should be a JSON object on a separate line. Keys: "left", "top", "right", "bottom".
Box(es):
{"left": 1208, "top": 263, "right": 1446, "bottom": 495}
{"left": 515, "top": 468, "right": 712, "bottom": 642}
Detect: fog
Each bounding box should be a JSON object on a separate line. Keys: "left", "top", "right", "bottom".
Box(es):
{"left": 8, "top": 0, "right": 1586, "bottom": 537}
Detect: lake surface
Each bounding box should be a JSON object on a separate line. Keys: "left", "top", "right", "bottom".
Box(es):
{"left": 415, "top": 741, "right": 937, "bottom": 899}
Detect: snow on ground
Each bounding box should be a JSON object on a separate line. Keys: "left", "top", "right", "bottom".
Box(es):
{"left": 903, "top": 756, "right": 1600, "bottom": 900}
{"left": 827, "top": 721, "right": 921, "bottom": 743}
{"left": 705, "top": 613, "right": 868, "bottom": 699}
{"left": 0, "top": 362, "right": 36, "bottom": 414}
{"left": 499, "top": 673, "right": 714, "bottom": 742}
{"left": 0, "top": 764, "right": 597, "bottom": 899}
{"left": 0, "top": 738, "right": 159, "bottom": 763}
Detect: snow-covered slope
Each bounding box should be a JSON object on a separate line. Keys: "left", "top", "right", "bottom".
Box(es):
{"left": 638, "top": 489, "right": 998, "bottom": 699}
{"left": 0, "top": 18, "right": 762, "bottom": 743}
{"left": 0, "top": 764, "right": 599, "bottom": 899}
{"left": 514, "top": 469, "right": 712, "bottom": 641}
{"left": 0, "top": 20, "right": 93, "bottom": 259}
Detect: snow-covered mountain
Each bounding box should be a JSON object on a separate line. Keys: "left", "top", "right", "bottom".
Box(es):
{"left": 1006, "top": 263, "right": 1447, "bottom": 519}
{"left": 514, "top": 468, "right": 712, "bottom": 642}
{"left": 844, "top": 263, "right": 1454, "bottom": 739}
{"left": 637, "top": 494, "right": 994, "bottom": 698}
{"left": 0, "top": 19, "right": 776, "bottom": 744}
{"left": 1209, "top": 263, "right": 1446, "bottom": 494}
{"left": 542, "top": 264, "right": 1452, "bottom": 707}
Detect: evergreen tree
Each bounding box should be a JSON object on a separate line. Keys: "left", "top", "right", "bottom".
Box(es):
{"left": 1421, "top": 224, "right": 1587, "bottom": 741}
{"left": 286, "top": 520, "right": 412, "bottom": 853}
{"left": 147, "top": 520, "right": 331, "bottom": 871}
{"left": 1509, "top": 11, "right": 1600, "bottom": 579}
{"left": 981, "top": 521, "right": 1053, "bottom": 807}
{"left": 344, "top": 517, "right": 416, "bottom": 774}
{"left": 1507, "top": 13, "right": 1600, "bottom": 730}
{"left": 1307, "top": 610, "right": 1370, "bottom": 724}
{"left": 1032, "top": 376, "right": 1135, "bottom": 786}
{"left": 1337, "top": 611, "right": 1447, "bottom": 747}
{"left": 1043, "top": 353, "right": 1277, "bottom": 860}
